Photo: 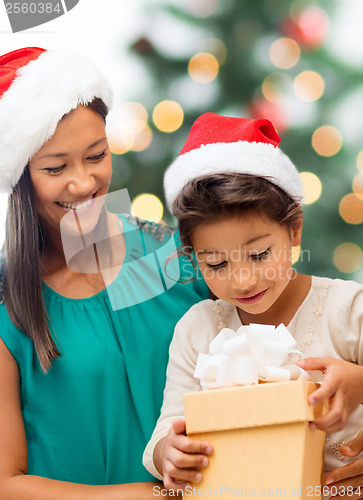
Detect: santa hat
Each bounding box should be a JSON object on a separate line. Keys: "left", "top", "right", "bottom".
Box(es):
{"left": 0, "top": 47, "right": 113, "bottom": 194}
{"left": 164, "top": 113, "right": 303, "bottom": 212}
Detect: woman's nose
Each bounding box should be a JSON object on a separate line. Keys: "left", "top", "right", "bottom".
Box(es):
{"left": 67, "top": 165, "right": 96, "bottom": 196}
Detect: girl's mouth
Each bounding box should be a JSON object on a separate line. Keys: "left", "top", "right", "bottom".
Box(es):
{"left": 236, "top": 289, "right": 267, "bottom": 305}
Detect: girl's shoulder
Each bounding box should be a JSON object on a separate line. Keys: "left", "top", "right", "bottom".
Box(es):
{"left": 311, "top": 275, "right": 363, "bottom": 299}
{"left": 175, "top": 298, "right": 237, "bottom": 330}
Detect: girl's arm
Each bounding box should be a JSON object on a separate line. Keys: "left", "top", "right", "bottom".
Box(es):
{"left": 153, "top": 420, "right": 212, "bottom": 491}
{"left": 324, "top": 430, "right": 363, "bottom": 499}
{"left": 0, "top": 339, "right": 174, "bottom": 500}
{"left": 142, "top": 304, "right": 216, "bottom": 487}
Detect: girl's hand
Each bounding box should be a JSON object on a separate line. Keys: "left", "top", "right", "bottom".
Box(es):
{"left": 296, "top": 357, "right": 363, "bottom": 433}
{"left": 324, "top": 430, "right": 363, "bottom": 499}
{"left": 161, "top": 419, "right": 213, "bottom": 491}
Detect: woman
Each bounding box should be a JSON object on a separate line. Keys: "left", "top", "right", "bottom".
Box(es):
{"left": 0, "top": 47, "right": 208, "bottom": 498}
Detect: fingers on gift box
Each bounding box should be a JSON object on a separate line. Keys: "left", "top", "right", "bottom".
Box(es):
{"left": 185, "top": 324, "right": 328, "bottom": 499}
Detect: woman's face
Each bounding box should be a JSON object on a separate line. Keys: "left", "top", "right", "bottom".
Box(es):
{"left": 28, "top": 105, "right": 112, "bottom": 240}
{"left": 192, "top": 213, "right": 302, "bottom": 318}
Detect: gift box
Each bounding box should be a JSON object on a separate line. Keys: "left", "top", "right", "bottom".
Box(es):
{"left": 184, "top": 380, "right": 327, "bottom": 499}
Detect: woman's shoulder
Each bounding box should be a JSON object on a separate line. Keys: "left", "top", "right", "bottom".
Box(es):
{"left": 122, "top": 214, "right": 174, "bottom": 244}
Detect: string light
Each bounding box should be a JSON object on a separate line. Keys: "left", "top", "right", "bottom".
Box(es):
{"left": 201, "top": 38, "right": 228, "bottom": 65}
{"left": 299, "top": 172, "right": 322, "bottom": 204}
{"left": 294, "top": 71, "right": 325, "bottom": 102}
{"left": 357, "top": 150, "right": 363, "bottom": 172}
{"left": 106, "top": 102, "right": 149, "bottom": 155}
{"left": 353, "top": 173, "right": 363, "bottom": 195}
{"left": 312, "top": 126, "right": 342, "bottom": 157}
{"left": 262, "top": 73, "right": 291, "bottom": 104}
{"left": 152, "top": 100, "right": 184, "bottom": 133}
{"left": 339, "top": 193, "right": 363, "bottom": 224}
{"left": 269, "top": 37, "right": 300, "bottom": 69}
{"left": 187, "top": 0, "right": 218, "bottom": 18}
{"left": 291, "top": 245, "right": 301, "bottom": 264}
{"left": 131, "top": 125, "right": 153, "bottom": 152}
{"left": 188, "top": 52, "right": 219, "bottom": 84}
{"left": 131, "top": 194, "right": 164, "bottom": 223}
{"left": 333, "top": 243, "right": 363, "bottom": 273}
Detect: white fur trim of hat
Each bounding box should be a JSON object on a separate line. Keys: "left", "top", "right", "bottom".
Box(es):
{"left": 0, "top": 47, "right": 113, "bottom": 194}
{"left": 164, "top": 113, "right": 304, "bottom": 212}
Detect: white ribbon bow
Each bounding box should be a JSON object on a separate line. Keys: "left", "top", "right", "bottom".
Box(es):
{"left": 194, "top": 323, "right": 310, "bottom": 390}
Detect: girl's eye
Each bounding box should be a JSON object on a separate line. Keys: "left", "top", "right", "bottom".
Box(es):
{"left": 88, "top": 151, "right": 106, "bottom": 161}
{"left": 206, "top": 261, "right": 227, "bottom": 270}
{"left": 44, "top": 165, "right": 65, "bottom": 175}
{"left": 250, "top": 249, "right": 271, "bottom": 261}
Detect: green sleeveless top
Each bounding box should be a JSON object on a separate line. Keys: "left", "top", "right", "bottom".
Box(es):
{"left": 0, "top": 215, "right": 209, "bottom": 484}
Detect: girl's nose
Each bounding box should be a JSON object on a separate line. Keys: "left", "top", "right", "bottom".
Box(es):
{"left": 231, "top": 264, "right": 258, "bottom": 291}
{"left": 67, "top": 165, "right": 96, "bottom": 197}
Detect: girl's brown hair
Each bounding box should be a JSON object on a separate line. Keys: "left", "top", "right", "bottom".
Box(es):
{"left": 1, "top": 97, "right": 108, "bottom": 373}
{"left": 172, "top": 173, "right": 302, "bottom": 258}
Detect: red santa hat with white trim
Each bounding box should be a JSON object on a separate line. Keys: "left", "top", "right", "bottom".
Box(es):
{"left": 164, "top": 112, "right": 304, "bottom": 212}
{"left": 0, "top": 47, "right": 113, "bottom": 194}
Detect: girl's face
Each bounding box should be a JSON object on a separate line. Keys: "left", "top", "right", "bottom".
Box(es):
{"left": 192, "top": 213, "right": 302, "bottom": 318}
{"left": 28, "top": 105, "right": 112, "bottom": 240}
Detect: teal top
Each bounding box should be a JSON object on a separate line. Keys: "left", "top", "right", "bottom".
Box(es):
{"left": 0, "top": 215, "right": 209, "bottom": 485}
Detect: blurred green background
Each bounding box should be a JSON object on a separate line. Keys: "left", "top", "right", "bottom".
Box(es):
{"left": 107, "top": 0, "right": 363, "bottom": 282}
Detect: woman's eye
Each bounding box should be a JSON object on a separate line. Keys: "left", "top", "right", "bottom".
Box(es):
{"left": 206, "top": 261, "right": 227, "bottom": 270}
{"left": 250, "top": 249, "right": 271, "bottom": 261}
{"left": 88, "top": 151, "right": 106, "bottom": 161}
{"left": 44, "top": 165, "right": 65, "bottom": 175}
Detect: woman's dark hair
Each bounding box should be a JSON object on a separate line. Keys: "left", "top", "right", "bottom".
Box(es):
{"left": 1, "top": 97, "right": 108, "bottom": 373}
{"left": 173, "top": 173, "right": 302, "bottom": 259}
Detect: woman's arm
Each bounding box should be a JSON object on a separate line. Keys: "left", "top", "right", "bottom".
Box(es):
{"left": 0, "top": 339, "right": 175, "bottom": 500}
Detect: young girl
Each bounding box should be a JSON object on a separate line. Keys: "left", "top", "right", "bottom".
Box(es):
{"left": 143, "top": 113, "right": 363, "bottom": 494}
{"left": 0, "top": 47, "right": 209, "bottom": 499}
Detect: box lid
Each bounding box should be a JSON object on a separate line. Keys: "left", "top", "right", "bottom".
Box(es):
{"left": 184, "top": 380, "right": 327, "bottom": 434}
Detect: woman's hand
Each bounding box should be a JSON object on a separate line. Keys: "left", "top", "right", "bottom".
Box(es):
{"left": 161, "top": 419, "right": 213, "bottom": 492}
{"left": 324, "top": 431, "right": 363, "bottom": 499}
{"left": 296, "top": 357, "right": 363, "bottom": 433}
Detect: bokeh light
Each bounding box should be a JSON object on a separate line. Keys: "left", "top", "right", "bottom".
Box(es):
{"left": 357, "top": 150, "right": 363, "bottom": 172}
{"left": 339, "top": 193, "right": 363, "bottom": 224}
{"left": 131, "top": 194, "right": 164, "bottom": 223}
{"left": 300, "top": 172, "right": 322, "bottom": 204}
{"left": 131, "top": 125, "right": 153, "bottom": 152}
{"left": 294, "top": 71, "right": 325, "bottom": 102}
{"left": 262, "top": 73, "right": 291, "bottom": 103}
{"left": 353, "top": 173, "right": 363, "bottom": 195}
{"left": 312, "top": 126, "right": 343, "bottom": 157}
{"left": 333, "top": 243, "right": 363, "bottom": 273}
{"left": 107, "top": 102, "right": 149, "bottom": 155}
{"left": 152, "top": 100, "right": 184, "bottom": 133}
{"left": 291, "top": 245, "right": 301, "bottom": 265}
{"left": 201, "top": 38, "right": 228, "bottom": 65}
{"left": 187, "top": 0, "right": 218, "bottom": 18}
{"left": 269, "top": 37, "right": 300, "bottom": 69}
{"left": 188, "top": 52, "right": 219, "bottom": 84}
{"left": 107, "top": 124, "right": 135, "bottom": 155}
